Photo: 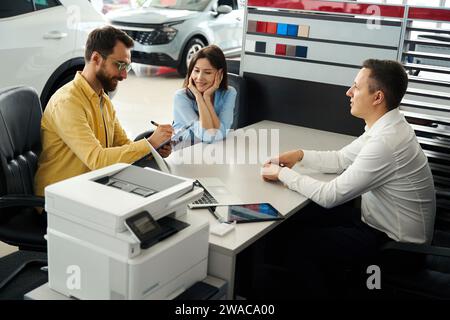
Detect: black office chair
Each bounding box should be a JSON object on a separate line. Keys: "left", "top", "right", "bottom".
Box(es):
{"left": 0, "top": 86, "right": 47, "bottom": 252}
{"left": 228, "top": 72, "right": 248, "bottom": 129}
{"left": 379, "top": 201, "right": 450, "bottom": 299}
{"left": 134, "top": 130, "right": 154, "bottom": 142}
{"left": 226, "top": 59, "right": 240, "bottom": 75}
{"left": 0, "top": 250, "right": 47, "bottom": 299}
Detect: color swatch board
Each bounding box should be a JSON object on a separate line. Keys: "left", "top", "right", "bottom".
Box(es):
{"left": 241, "top": 6, "right": 403, "bottom": 87}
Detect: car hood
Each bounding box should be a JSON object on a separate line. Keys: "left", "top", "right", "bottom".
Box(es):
{"left": 106, "top": 7, "right": 200, "bottom": 25}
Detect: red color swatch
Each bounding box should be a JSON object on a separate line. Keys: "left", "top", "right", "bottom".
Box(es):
{"left": 256, "top": 21, "right": 267, "bottom": 33}
{"left": 266, "top": 22, "right": 278, "bottom": 34}
{"left": 275, "top": 44, "right": 287, "bottom": 55}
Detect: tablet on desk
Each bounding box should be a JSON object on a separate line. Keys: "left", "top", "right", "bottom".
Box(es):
{"left": 208, "top": 203, "right": 284, "bottom": 224}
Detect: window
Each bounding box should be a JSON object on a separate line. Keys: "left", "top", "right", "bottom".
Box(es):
{"left": 0, "top": 0, "right": 34, "bottom": 18}
{"left": 34, "top": 0, "right": 61, "bottom": 11}
{"left": 143, "top": 0, "right": 211, "bottom": 12}
{"left": 218, "top": 0, "right": 237, "bottom": 10}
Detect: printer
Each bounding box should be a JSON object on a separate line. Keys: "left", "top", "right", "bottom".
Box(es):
{"left": 45, "top": 163, "right": 209, "bottom": 300}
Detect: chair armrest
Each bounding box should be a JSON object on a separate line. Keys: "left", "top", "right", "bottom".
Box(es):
{"left": 382, "top": 241, "right": 450, "bottom": 258}
{"left": 134, "top": 130, "right": 154, "bottom": 142}
{"left": 0, "top": 194, "right": 45, "bottom": 209}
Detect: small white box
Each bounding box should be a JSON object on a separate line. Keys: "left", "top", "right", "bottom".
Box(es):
{"left": 210, "top": 223, "right": 235, "bottom": 237}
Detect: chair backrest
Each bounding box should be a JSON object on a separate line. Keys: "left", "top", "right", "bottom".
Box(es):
{"left": 0, "top": 86, "right": 47, "bottom": 251}
{"left": 226, "top": 59, "right": 240, "bottom": 75}
{"left": 0, "top": 86, "right": 42, "bottom": 196}
{"left": 133, "top": 130, "right": 154, "bottom": 142}
{"left": 228, "top": 73, "right": 248, "bottom": 130}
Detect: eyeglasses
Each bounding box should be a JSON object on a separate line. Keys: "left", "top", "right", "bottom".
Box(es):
{"left": 99, "top": 53, "right": 132, "bottom": 73}
{"left": 111, "top": 59, "right": 132, "bottom": 73}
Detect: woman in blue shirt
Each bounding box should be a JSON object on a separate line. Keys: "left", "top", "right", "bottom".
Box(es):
{"left": 173, "top": 45, "right": 236, "bottom": 145}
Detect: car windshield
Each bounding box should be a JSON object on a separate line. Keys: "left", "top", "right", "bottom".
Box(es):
{"left": 143, "top": 0, "right": 212, "bottom": 11}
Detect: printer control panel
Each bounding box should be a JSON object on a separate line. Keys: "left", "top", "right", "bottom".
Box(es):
{"left": 125, "top": 211, "right": 189, "bottom": 249}
{"left": 96, "top": 176, "right": 157, "bottom": 197}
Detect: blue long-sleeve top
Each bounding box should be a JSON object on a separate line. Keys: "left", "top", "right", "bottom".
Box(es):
{"left": 173, "top": 87, "right": 237, "bottom": 144}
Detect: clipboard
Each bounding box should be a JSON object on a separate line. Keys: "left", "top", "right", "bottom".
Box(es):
{"left": 155, "top": 121, "right": 194, "bottom": 150}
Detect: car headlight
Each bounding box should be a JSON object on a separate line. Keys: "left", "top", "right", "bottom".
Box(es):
{"left": 152, "top": 25, "right": 178, "bottom": 45}
{"left": 119, "top": 21, "right": 183, "bottom": 46}
{"left": 152, "top": 20, "right": 184, "bottom": 45}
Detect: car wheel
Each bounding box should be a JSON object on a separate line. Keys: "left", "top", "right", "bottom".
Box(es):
{"left": 177, "top": 38, "right": 205, "bottom": 77}
{"left": 41, "top": 70, "right": 79, "bottom": 109}
{"left": 55, "top": 73, "right": 75, "bottom": 90}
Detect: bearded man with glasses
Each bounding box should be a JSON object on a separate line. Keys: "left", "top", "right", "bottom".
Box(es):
{"left": 34, "top": 26, "right": 173, "bottom": 198}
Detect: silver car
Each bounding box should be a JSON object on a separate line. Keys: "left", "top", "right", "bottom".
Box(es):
{"left": 0, "top": 0, "right": 105, "bottom": 107}
{"left": 107, "top": 0, "right": 243, "bottom": 75}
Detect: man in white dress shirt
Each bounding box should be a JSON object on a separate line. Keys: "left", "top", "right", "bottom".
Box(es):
{"left": 261, "top": 59, "right": 435, "bottom": 298}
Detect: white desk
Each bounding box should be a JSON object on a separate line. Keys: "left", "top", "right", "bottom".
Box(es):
{"left": 166, "top": 120, "right": 356, "bottom": 298}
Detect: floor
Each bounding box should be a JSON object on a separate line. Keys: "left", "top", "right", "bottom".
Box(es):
{"left": 0, "top": 243, "right": 16, "bottom": 258}
{"left": 0, "top": 65, "right": 184, "bottom": 258}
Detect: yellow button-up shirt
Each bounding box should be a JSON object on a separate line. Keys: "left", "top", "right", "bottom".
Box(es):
{"left": 34, "top": 72, "right": 151, "bottom": 196}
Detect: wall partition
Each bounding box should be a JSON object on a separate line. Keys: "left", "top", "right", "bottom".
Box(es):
{"left": 239, "top": 0, "right": 450, "bottom": 223}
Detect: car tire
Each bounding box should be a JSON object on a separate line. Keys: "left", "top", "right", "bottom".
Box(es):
{"left": 177, "top": 37, "right": 206, "bottom": 77}
{"left": 41, "top": 69, "right": 79, "bottom": 109}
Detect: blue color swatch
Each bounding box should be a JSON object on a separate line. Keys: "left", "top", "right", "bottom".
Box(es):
{"left": 295, "top": 45, "right": 308, "bottom": 58}
{"left": 287, "top": 24, "right": 298, "bottom": 36}
{"left": 276, "top": 23, "right": 288, "bottom": 35}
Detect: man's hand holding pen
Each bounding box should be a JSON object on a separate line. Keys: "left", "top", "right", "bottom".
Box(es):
{"left": 147, "top": 121, "right": 173, "bottom": 158}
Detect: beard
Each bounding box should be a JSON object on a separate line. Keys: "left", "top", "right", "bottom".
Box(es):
{"left": 96, "top": 66, "right": 122, "bottom": 92}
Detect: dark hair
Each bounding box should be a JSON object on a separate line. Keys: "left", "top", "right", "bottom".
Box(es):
{"left": 85, "top": 26, "right": 134, "bottom": 62}
{"left": 183, "top": 45, "right": 228, "bottom": 92}
{"left": 362, "top": 59, "right": 408, "bottom": 111}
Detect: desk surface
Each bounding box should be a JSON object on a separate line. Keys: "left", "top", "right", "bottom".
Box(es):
{"left": 166, "top": 121, "right": 356, "bottom": 255}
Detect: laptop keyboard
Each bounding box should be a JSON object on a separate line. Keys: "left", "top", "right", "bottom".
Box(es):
{"left": 192, "top": 180, "right": 218, "bottom": 205}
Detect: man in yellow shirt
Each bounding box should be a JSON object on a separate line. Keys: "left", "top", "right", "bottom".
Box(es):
{"left": 34, "top": 26, "right": 173, "bottom": 197}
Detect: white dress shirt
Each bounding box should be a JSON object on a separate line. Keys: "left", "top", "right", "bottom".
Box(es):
{"left": 279, "top": 109, "right": 436, "bottom": 244}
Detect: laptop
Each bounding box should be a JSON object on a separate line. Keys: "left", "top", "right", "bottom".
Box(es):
{"left": 135, "top": 146, "right": 241, "bottom": 209}
{"left": 188, "top": 177, "right": 241, "bottom": 209}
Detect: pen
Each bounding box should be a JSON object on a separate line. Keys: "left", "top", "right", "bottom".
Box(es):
{"left": 150, "top": 120, "right": 159, "bottom": 127}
